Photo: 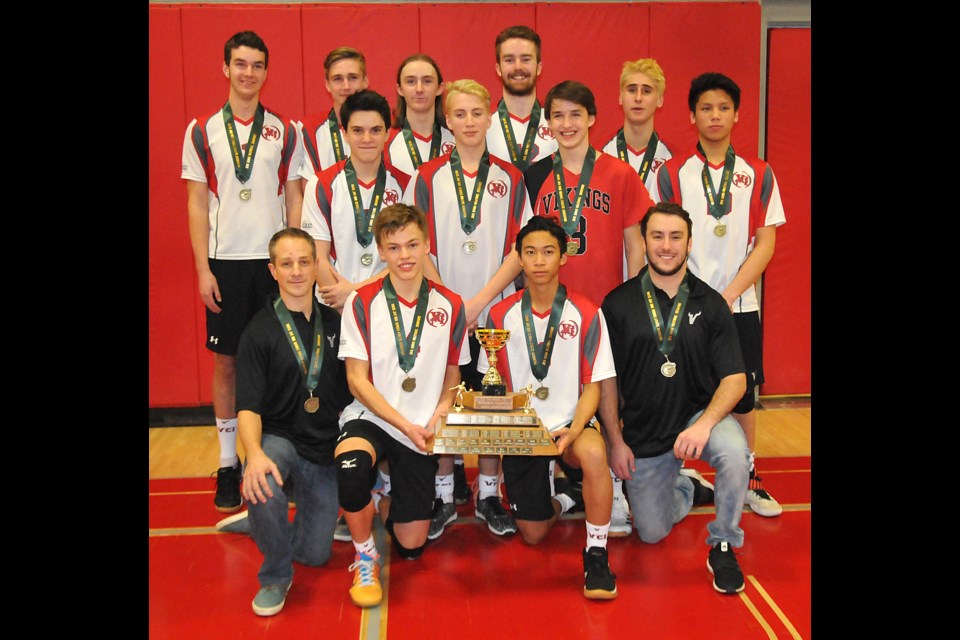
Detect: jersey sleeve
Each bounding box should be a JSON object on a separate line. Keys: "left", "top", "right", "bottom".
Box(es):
{"left": 621, "top": 164, "right": 653, "bottom": 228}
{"left": 337, "top": 291, "right": 370, "bottom": 362}
{"left": 582, "top": 308, "right": 617, "bottom": 384}
{"left": 301, "top": 174, "right": 332, "bottom": 242}
{"left": 181, "top": 119, "right": 207, "bottom": 183}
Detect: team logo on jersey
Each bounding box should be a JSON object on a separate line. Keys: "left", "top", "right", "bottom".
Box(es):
{"left": 301, "top": 220, "right": 313, "bottom": 230}
{"left": 442, "top": 142, "right": 456, "bottom": 155}
{"left": 558, "top": 319, "right": 579, "bottom": 340}
{"left": 652, "top": 158, "right": 666, "bottom": 173}
{"left": 540, "top": 187, "right": 611, "bottom": 214}
{"left": 688, "top": 311, "right": 702, "bottom": 325}
{"left": 487, "top": 179, "right": 508, "bottom": 198}
{"left": 384, "top": 189, "right": 400, "bottom": 206}
{"left": 262, "top": 125, "right": 281, "bottom": 142}
{"left": 732, "top": 171, "right": 752, "bottom": 188}
{"left": 538, "top": 125, "right": 554, "bottom": 140}
{"left": 328, "top": 334, "right": 337, "bottom": 348}
{"left": 427, "top": 308, "right": 449, "bottom": 327}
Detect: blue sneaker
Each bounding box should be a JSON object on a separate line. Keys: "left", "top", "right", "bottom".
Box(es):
{"left": 252, "top": 581, "right": 292, "bottom": 616}
{"left": 215, "top": 510, "right": 250, "bottom": 535}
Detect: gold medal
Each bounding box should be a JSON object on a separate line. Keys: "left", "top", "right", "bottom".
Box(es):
{"left": 566, "top": 240, "right": 578, "bottom": 256}
{"left": 304, "top": 396, "right": 320, "bottom": 413}
{"left": 713, "top": 224, "right": 726, "bottom": 237}
{"left": 660, "top": 361, "right": 677, "bottom": 378}
{"left": 535, "top": 386, "right": 549, "bottom": 400}
{"left": 239, "top": 188, "right": 252, "bottom": 201}
{"left": 401, "top": 377, "right": 417, "bottom": 392}
{"left": 360, "top": 253, "right": 373, "bottom": 267}
{"left": 463, "top": 239, "right": 477, "bottom": 254}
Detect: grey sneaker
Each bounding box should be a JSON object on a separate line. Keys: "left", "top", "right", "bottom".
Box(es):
{"left": 745, "top": 469, "right": 783, "bottom": 517}
{"left": 334, "top": 514, "right": 351, "bottom": 542}
{"left": 252, "top": 581, "right": 292, "bottom": 616}
{"left": 680, "top": 468, "right": 715, "bottom": 506}
{"left": 475, "top": 496, "right": 517, "bottom": 535}
{"left": 608, "top": 494, "right": 632, "bottom": 537}
{"left": 215, "top": 509, "right": 250, "bottom": 534}
{"left": 427, "top": 499, "right": 458, "bottom": 540}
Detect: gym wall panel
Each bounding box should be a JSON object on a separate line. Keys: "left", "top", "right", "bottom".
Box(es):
{"left": 150, "top": 4, "right": 200, "bottom": 406}
{"left": 301, "top": 3, "right": 420, "bottom": 116}
{"left": 760, "top": 27, "right": 810, "bottom": 395}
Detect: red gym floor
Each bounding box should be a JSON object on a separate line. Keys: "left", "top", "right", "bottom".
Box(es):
{"left": 149, "top": 456, "right": 810, "bottom": 639}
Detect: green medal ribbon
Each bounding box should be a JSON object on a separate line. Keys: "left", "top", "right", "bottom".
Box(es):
{"left": 344, "top": 159, "right": 387, "bottom": 248}
{"left": 273, "top": 296, "right": 324, "bottom": 397}
{"left": 382, "top": 275, "right": 430, "bottom": 374}
{"left": 328, "top": 108, "right": 346, "bottom": 162}
{"left": 698, "top": 142, "right": 736, "bottom": 221}
{"left": 401, "top": 122, "right": 442, "bottom": 170}
{"left": 520, "top": 284, "right": 567, "bottom": 384}
{"left": 222, "top": 102, "right": 264, "bottom": 184}
{"left": 497, "top": 99, "right": 541, "bottom": 172}
{"left": 552, "top": 146, "right": 597, "bottom": 237}
{"left": 640, "top": 270, "right": 689, "bottom": 362}
{"left": 616, "top": 129, "right": 660, "bottom": 184}
{"left": 449, "top": 148, "right": 491, "bottom": 234}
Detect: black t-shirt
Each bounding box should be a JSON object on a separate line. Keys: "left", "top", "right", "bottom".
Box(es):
{"left": 601, "top": 267, "right": 745, "bottom": 458}
{"left": 236, "top": 295, "right": 353, "bottom": 465}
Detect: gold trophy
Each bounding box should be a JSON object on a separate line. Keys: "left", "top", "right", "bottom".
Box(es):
{"left": 429, "top": 329, "right": 559, "bottom": 456}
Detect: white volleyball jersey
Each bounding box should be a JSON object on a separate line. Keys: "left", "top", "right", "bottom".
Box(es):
{"left": 651, "top": 149, "right": 786, "bottom": 313}
{"left": 298, "top": 109, "right": 350, "bottom": 179}
{"left": 181, "top": 105, "right": 302, "bottom": 259}
{"left": 339, "top": 278, "right": 470, "bottom": 452}
{"left": 383, "top": 126, "right": 456, "bottom": 177}
{"left": 301, "top": 159, "right": 411, "bottom": 284}
{"left": 485, "top": 100, "right": 558, "bottom": 170}
{"left": 403, "top": 152, "right": 532, "bottom": 327}
{"left": 479, "top": 288, "right": 616, "bottom": 433}
{"left": 600, "top": 131, "right": 673, "bottom": 194}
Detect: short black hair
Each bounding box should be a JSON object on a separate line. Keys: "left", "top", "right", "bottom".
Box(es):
{"left": 688, "top": 72, "right": 741, "bottom": 112}
{"left": 515, "top": 215, "right": 567, "bottom": 255}
{"left": 224, "top": 31, "right": 268, "bottom": 68}
{"left": 340, "top": 90, "right": 391, "bottom": 131}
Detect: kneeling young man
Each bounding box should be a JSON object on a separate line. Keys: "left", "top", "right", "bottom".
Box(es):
{"left": 335, "top": 203, "right": 469, "bottom": 608}
{"left": 599, "top": 202, "right": 751, "bottom": 595}
{"left": 479, "top": 215, "right": 618, "bottom": 600}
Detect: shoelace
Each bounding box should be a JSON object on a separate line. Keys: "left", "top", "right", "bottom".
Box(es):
{"left": 749, "top": 474, "right": 773, "bottom": 499}
{"left": 349, "top": 555, "right": 377, "bottom": 586}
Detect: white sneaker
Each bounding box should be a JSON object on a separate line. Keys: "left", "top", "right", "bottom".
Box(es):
{"left": 609, "top": 494, "right": 632, "bottom": 537}
{"left": 215, "top": 509, "right": 250, "bottom": 534}
{"left": 745, "top": 472, "right": 782, "bottom": 517}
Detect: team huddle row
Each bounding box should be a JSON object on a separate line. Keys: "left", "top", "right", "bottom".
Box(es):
{"left": 181, "top": 25, "right": 786, "bottom": 618}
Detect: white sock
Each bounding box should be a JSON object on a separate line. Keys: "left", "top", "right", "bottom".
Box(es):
{"left": 555, "top": 492, "right": 576, "bottom": 514}
{"left": 380, "top": 472, "right": 392, "bottom": 495}
{"left": 748, "top": 450, "right": 756, "bottom": 474}
{"left": 353, "top": 534, "right": 379, "bottom": 559}
{"left": 436, "top": 473, "right": 454, "bottom": 503}
{"left": 585, "top": 521, "right": 610, "bottom": 549}
{"left": 454, "top": 458, "right": 465, "bottom": 467}
{"left": 215, "top": 418, "right": 239, "bottom": 468}
{"left": 610, "top": 468, "right": 625, "bottom": 499}
{"left": 478, "top": 473, "right": 500, "bottom": 500}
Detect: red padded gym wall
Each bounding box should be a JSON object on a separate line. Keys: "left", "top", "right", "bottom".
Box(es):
{"left": 149, "top": 1, "right": 796, "bottom": 408}
{"left": 760, "top": 27, "right": 811, "bottom": 395}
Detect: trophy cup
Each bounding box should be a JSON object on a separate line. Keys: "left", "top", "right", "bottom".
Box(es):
{"left": 428, "top": 328, "right": 559, "bottom": 456}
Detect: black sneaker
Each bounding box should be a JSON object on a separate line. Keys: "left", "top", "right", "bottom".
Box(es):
{"left": 707, "top": 541, "right": 745, "bottom": 594}
{"left": 427, "top": 499, "right": 458, "bottom": 541}
{"left": 475, "top": 496, "right": 517, "bottom": 535}
{"left": 557, "top": 482, "right": 585, "bottom": 515}
{"left": 582, "top": 547, "right": 618, "bottom": 599}
{"left": 453, "top": 463, "right": 471, "bottom": 505}
{"left": 680, "top": 468, "right": 715, "bottom": 506}
{"left": 214, "top": 464, "right": 242, "bottom": 513}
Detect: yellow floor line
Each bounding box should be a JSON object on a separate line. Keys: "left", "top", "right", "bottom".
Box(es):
{"left": 748, "top": 575, "right": 804, "bottom": 640}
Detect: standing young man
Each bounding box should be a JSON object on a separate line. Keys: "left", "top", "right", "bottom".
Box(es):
{"left": 182, "top": 30, "right": 303, "bottom": 513}
{"left": 301, "top": 90, "right": 411, "bottom": 311}
{"left": 600, "top": 202, "right": 751, "bottom": 595}
{"left": 404, "top": 79, "right": 532, "bottom": 539}
{"left": 335, "top": 203, "right": 469, "bottom": 608}
{"left": 524, "top": 80, "right": 654, "bottom": 310}
{"left": 650, "top": 72, "right": 786, "bottom": 517}
{"left": 299, "top": 47, "right": 370, "bottom": 185}
{"left": 215, "top": 228, "right": 352, "bottom": 617}
{"left": 384, "top": 54, "right": 456, "bottom": 177}
{"left": 486, "top": 25, "right": 558, "bottom": 171}
{"left": 481, "top": 215, "right": 619, "bottom": 600}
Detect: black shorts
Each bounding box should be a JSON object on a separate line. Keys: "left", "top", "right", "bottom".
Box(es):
{"left": 501, "top": 423, "right": 596, "bottom": 521}
{"left": 340, "top": 418, "right": 438, "bottom": 523}
{"left": 733, "top": 311, "right": 764, "bottom": 412}
{"left": 205, "top": 259, "right": 277, "bottom": 355}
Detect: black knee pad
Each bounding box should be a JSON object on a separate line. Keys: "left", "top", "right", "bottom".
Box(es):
{"left": 336, "top": 449, "right": 375, "bottom": 512}
{"left": 385, "top": 518, "right": 426, "bottom": 559}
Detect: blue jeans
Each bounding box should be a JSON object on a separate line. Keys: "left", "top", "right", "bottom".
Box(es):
{"left": 624, "top": 411, "right": 749, "bottom": 548}
{"left": 245, "top": 433, "right": 339, "bottom": 587}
